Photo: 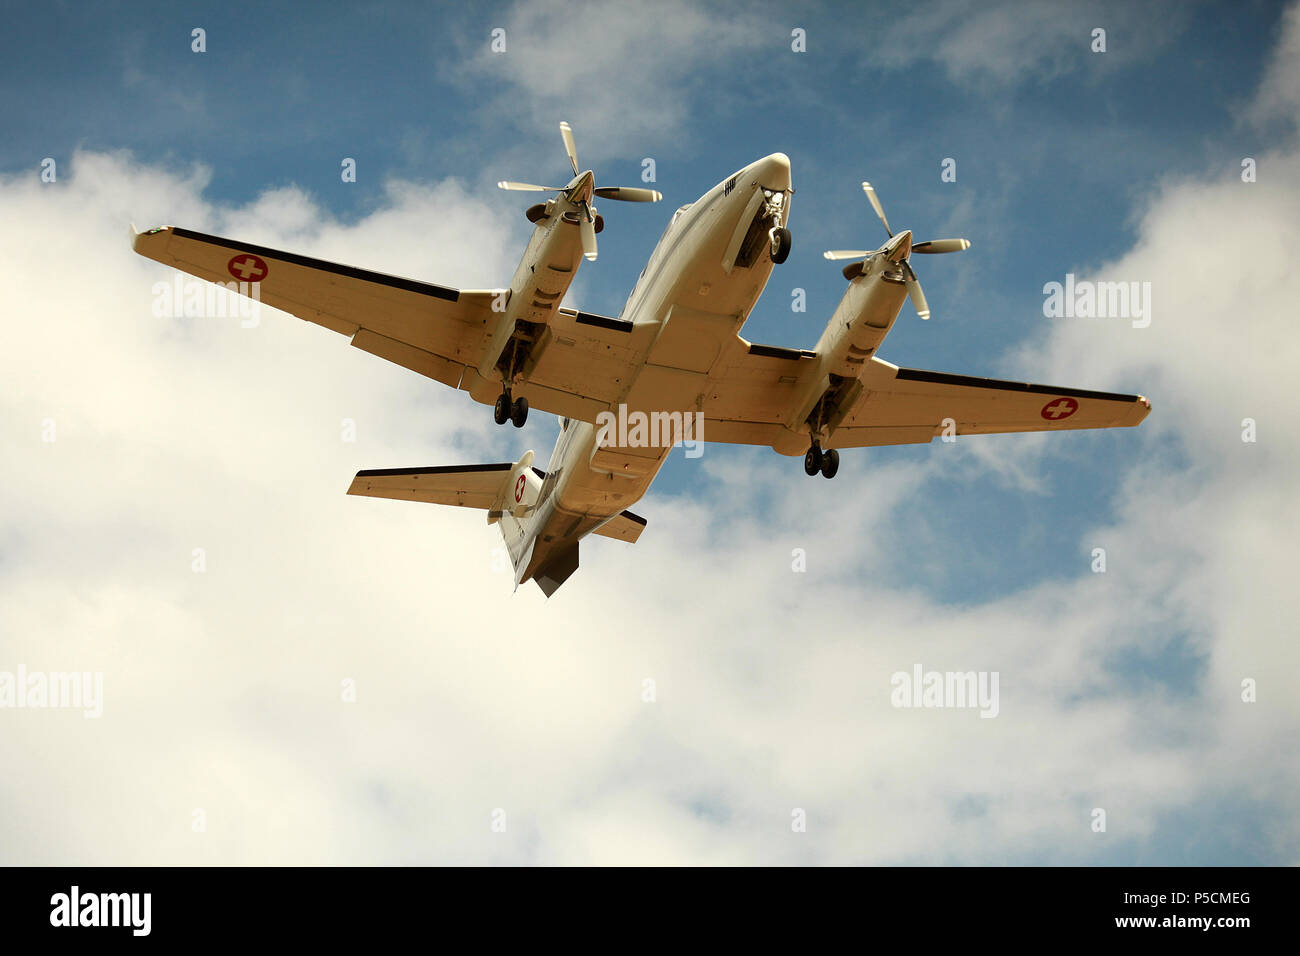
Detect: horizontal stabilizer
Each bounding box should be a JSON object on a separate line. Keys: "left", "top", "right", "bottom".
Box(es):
{"left": 591, "top": 510, "right": 647, "bottom": 543}
{"left": 347, "top": 463, "right": 544, "bottom": 510}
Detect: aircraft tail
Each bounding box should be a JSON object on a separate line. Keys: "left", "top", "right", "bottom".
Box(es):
{"left": 347, "top": 450, "right": 646, "bottom": 597}
{"left": 346, "top": 452, "right": 547, "bottom": 588}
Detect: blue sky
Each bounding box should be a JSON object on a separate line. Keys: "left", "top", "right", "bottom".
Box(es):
{"left": 1, "top": 0, "right": 1297, "bottom": 865}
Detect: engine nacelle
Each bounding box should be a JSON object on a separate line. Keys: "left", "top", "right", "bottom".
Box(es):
{"left": 814, "top": 256, "right": 910, "bottom": 379}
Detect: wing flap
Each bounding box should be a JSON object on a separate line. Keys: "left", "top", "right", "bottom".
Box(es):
{"left": 522, "top": 307, "right": 640, "bottom": 411}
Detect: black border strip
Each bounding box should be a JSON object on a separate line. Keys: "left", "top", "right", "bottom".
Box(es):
{"left": 170, "top": 227, "right": 460, "bottom": 302}
{"left": 619, "top": 510, "right": 648, "bottom": 527}
{"left": 355, "top": 464, "right": 513, "bottom": 478}
{"left": 895, "top": 367, "right": 1141, "bottom": 403}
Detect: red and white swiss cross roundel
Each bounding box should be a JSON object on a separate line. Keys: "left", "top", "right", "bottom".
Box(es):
{"left": 1040, "top": 397, "right": 1079, "bottom": 421}
{"left": 227, "top": 253, "right": 269, "bottom": 282}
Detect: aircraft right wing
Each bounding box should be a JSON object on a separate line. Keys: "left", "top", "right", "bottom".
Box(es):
{"left": 133, "top": 226, "right": 637, "bottom": 420}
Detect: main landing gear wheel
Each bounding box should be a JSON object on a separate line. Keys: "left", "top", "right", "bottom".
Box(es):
{"left": 820, "top": 448, "right": 840, "bottom": 479}
{"left": 493, "top": 392, "right": 511, "bottom": 425}
{"left": 770, "top": 226, "right": 792, "bottom": 264}
{"left": 510, "top": 396, "right": 529, "bottom": 428}
{"left": 804, "top": 445, "right": 822, "bottom": 476}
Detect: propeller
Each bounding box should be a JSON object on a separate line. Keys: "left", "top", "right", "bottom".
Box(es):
{"left": 497, "top": 121, "right": 663, "bottom": 261}
{"left": 822, "top": 182, "right": 970, "bottom": 320}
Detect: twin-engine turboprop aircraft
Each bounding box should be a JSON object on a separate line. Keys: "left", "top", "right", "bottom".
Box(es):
{"left": 133, "top": 122, "right": 1151, "bottom": 596}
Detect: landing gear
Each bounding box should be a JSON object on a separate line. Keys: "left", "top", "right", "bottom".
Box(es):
{"left": 820, "top": 448, "right": 839, "bottom": 479}
{"left": 494, "top": 389, "right": 528, "bottom": 427}
{"left": 510, "top": 395, "right": 529, "bottom": 428}
{"left": 804, "top": 444, "right": 822, "bottom": 476}
{"left": 804, "top": 443, "right": 839, "bottom": 478}
{"left": 770, "top": 226, "right": 792, "bottom": 264}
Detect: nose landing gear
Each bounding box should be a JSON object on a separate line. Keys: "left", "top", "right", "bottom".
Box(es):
{"left": 769, "top": 226, "right": 792, "bottom": 264}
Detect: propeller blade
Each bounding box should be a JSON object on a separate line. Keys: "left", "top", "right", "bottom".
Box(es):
{"left": 560, "top": 122, "right": 580, "bottom": 177}
{"left": 911, "top": 238, "right": 971, "bottom": 254}
{"left": 498, "top": 181, "right": 563, "bottom": 192}
{"left": 862, "top": 182, "right": 892, "bottom": 237}
{"left": 903, "top": 262, "right": 930, "bottom": 320}
{"left": 593, "top": 186, "right": 663, "bottom": 202}
{"left": 823, "top": 250, "right": 871, "bottom": 261}
{"left": 580, "top": 214, "right": 598, "bottom": 261}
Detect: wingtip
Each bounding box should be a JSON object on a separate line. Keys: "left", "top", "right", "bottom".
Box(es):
{"left": 131, "top": 224, "right": 171, "bottom": 250}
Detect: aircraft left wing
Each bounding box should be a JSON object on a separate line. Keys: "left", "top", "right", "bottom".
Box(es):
{"left": 700, "top": 349, "right": 1150, "bottom": 453}
{"left": 826, "top": 359, "right": 1150, "bottom": 447}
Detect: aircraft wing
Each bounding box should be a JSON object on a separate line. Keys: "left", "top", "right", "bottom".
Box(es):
{"left": 133, "top": 226, "right": 505, "bottom": 388}
{"left": 826, "top": 360, "right": 1151, "bottom": 447}
{"left": 132, "top": 226, "right": 631, "bottom": 416}
{"left": 701, "top": 350, "right": 1150, "bottom": 453}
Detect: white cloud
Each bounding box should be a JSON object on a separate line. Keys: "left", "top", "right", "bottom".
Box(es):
{"left": 3, "top": 4, "right": 1300, "bottom": 862}
{"left": 455, "top": 0, "right": 772, "bottom": 159}
{"left": 1250, "top": 2, "right": 1300, "bottom": 129}
{"left": 864, "top": 0, "right": 1194, "bottom": 88}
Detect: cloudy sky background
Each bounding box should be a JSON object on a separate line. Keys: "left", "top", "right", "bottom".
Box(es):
{"left": 1, "top": 0, "right": 1296, "bottom": 864}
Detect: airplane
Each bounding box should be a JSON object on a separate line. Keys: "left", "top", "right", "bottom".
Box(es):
{"left": 133, "top": 122, "right": 1151, "bottom": 596}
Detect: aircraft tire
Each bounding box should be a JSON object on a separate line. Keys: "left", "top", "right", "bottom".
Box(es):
{"left": 510, "top": 396, "right": 529, "bottom": 428}
{"left": 770, "top": 227, "right": 792, "bottom": 264}
{"left": 804, "top": 446, "right": 822, "bottom": 476}
{"left": 820, "top": 448, "right": 840, "bottom": 479}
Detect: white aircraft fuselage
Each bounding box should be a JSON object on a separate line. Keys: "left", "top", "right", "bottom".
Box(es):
{"left": 504, "top": 153, "right": 798, "bottom": 589}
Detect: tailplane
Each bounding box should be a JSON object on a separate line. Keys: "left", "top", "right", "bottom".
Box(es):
{"left": 347, "top": 451, "right": 644, "bottom": 596}
{"left": 347, "top": 453, "right": 542, "bottom": 583}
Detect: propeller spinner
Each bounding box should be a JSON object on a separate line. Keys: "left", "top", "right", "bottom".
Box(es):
{"left": 498, "top": 121, "right": 663, "bottom": 261}
{"left": 822, "top": 182, "right": 970, "bottom": 320}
